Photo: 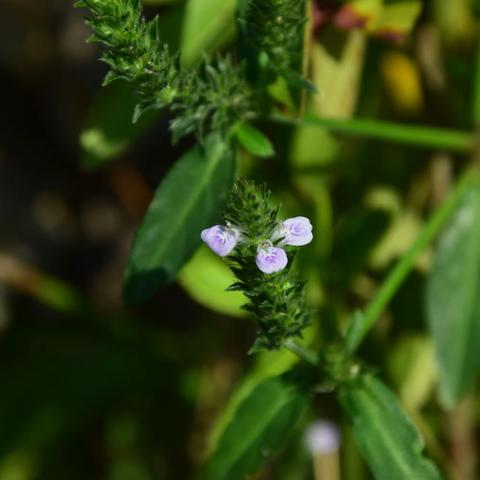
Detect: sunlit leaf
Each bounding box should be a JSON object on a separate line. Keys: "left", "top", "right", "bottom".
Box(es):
{"left": 310, "top": 31, "right": 366, "bottom": 118}
{"left": 433, "top": 0, "right": 477, "bottom": 45}
{"left": 339, "top": 374, "right": 442, "bottom": 480}
{"left": 334, "top": 1, "right": 422, "bottom": 43}
{"left": 234, "top": 122, "right": 274, "bottom": 158}
{"left": 181, "top": 0, "right": 237, "bottom": 66}
{"left": 388, "top": 335, "right": 436, "bottom": 411}
{"left": 178, "top": 246, "right": 246, "bottom": 317}
{"left": 372, "top": 1, "right": 422, "bottom": 43}
{"left": 334, "top": 0, "right": 383, "bottom": 31}
{"left": 426, "top": 180, "right": 480, "bottom": 408}
{"left": 124, "top": 134, "right": 235, "bottom": 305}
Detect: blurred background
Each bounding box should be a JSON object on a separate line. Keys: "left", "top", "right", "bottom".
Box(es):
{"left": 0, "top": 0, "right": 479, "bottom": 479}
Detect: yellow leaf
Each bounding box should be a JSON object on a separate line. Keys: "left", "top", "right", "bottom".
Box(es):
{"left": 381, "top": 51, "right": 423, "bottom": 114}
{"left": 372, "top": 1, "right": 422, "bottom": 43}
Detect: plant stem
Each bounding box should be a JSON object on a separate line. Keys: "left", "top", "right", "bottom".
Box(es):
{"left": 283, "top": 338, "right": 319, "bottom": 366}
{"left": 345, "top": 168, "right": 480, "bottom": 353}
{"left": 0, "top": 253, "right": 84, "bottom": 314}
{"left": 272, "top": 113, "right": 476, "bottom": 153}
{"left": 473, "top": 38, "right": 480, "bottom": 128}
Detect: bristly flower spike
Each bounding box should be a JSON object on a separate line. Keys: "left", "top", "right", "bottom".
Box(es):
{"left": 75, "top": 0, "right": 253, "bottom": 143}
{"left": 201, "top": 178, "right": 312, "bottom": 352}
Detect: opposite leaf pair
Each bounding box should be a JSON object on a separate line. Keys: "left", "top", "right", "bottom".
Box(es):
{"left": 201, "top": 216, "right": 313, "bottom": 273}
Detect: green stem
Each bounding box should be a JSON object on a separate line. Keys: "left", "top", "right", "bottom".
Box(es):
{"left": 473, "top": 38, "right": 480, "bottom": 128}
{"left": 345, "top": 168, "right": 480, "bottom": 353}
{"left": 271, "top": 113, "right": 476, "bottom": 153}
{"left": 283, "top": 338, "right": 319, "bottom": 366}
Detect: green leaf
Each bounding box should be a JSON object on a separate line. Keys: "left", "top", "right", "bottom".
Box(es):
{"left": 426, "top": 181, "right": 480, "bottom": 408}
{"left": 372, "top": 1, "right": 422, "bottom": 42}
{"left": 181, "top": 0, "right": 237, "bottom": 67}
{"left": 80, "top": 81, "right": 157, "bottom": 170}
{"left": 234, "top": 122, "right": 274, "bottom": 158}
{"left": 178, "top": 245, "right": 247, "bottom": 317}
{"left": 124, "top": 134, "right": 235, "bottom": 305}
{"left": 281, "top": 68, "right": 318, "bottom": 94}
{"left": 202, "top": 370, "right": 311, "bottom": 480}
{"left": 339, "top": 375, "right": 442, "bottom": 480}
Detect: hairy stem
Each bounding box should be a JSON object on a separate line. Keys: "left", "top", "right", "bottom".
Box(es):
{"left": 283, "top": 338, "right": 319, "bottom": 366}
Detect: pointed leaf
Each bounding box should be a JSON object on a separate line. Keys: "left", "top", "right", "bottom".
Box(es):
{"left": 181, "top": 0, "right": 237, "bottom": 66}
{"left": 339, "top": 375, "right": 442, "bottom": 480}
{"left": 372, "top": 1, "right": 422, "bottom": 43}
{"left": 203, "top": 370, "right": 311, "bottom": 480}
{"left": 234, "top": 122, "right": 274, "bottom": 158}
{"left": 426, "top": 181, "right": 480, "bottom": 408}
{"left": 124, "top": 134, "right": 235, "bottom": 305}
{"left": 281, "top": 68, "right": 318, "bottom": 94}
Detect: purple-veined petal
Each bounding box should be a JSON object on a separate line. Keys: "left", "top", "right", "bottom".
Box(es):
{"left": 256, "top": 243, "right": 288, "bottom": 274}
{"left": 201, "top": 225, "right": 239, "bottom": 257}
{"left": 281, "top": 216, "right": 313, "bottom": 246}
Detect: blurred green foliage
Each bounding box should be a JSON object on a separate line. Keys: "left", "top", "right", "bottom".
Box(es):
{"left": 2, "top": 0, "right": 480, "bottom": 479}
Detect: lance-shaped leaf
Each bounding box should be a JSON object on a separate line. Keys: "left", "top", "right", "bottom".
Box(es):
{"left": 202, "top": 370, "right": 311, "bottom": 480}
{"left": 233, "top": 122, "right": 274, "bottom": 158}
{"left": 339, "top": 374, "right": 442, "bottom": 480}
{"left": 334, "top": 0, "right": 422, "bottom": 44}
{"left": 124, "top": 134, "right": 235, "bottom": 305}
{"left": 426, "top": 181, "right": 480, "bottom": 408}
{"left": 181, "top": 0, "right": 237, "bottom": 66}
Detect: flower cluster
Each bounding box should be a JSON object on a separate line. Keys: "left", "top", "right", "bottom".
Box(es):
{"left": 199, "top": 179, "right": 312, "bottom": 352}
{"left": 201, "top": 216, "right": 312, "bottom": 273}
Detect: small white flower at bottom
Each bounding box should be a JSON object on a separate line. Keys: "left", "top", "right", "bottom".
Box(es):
{"left": 304, "top": 420, "right": 341, "bottom": 455}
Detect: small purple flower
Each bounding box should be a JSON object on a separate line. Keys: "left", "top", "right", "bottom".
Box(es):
{"left": 256, "top": 241, "right": 288, "bottom": 274}
{"left": 279, "top": 216, "right": 313, "bottom": 246}
{"left": 201, "top": 225, "right": 239, "bottom": 257}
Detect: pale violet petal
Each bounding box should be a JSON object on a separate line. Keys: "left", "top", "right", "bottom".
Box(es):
{"left": 304, "top": 420, "right": 341, "bottom": 455}
{"left": 256, "top": 246, "right": 288, "bottom": 274}
{"left": 282, "top": 216, "right": 313, "bottom": 246}
{"left": 201, "top": 225, "right": 238, "bottom": 257}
